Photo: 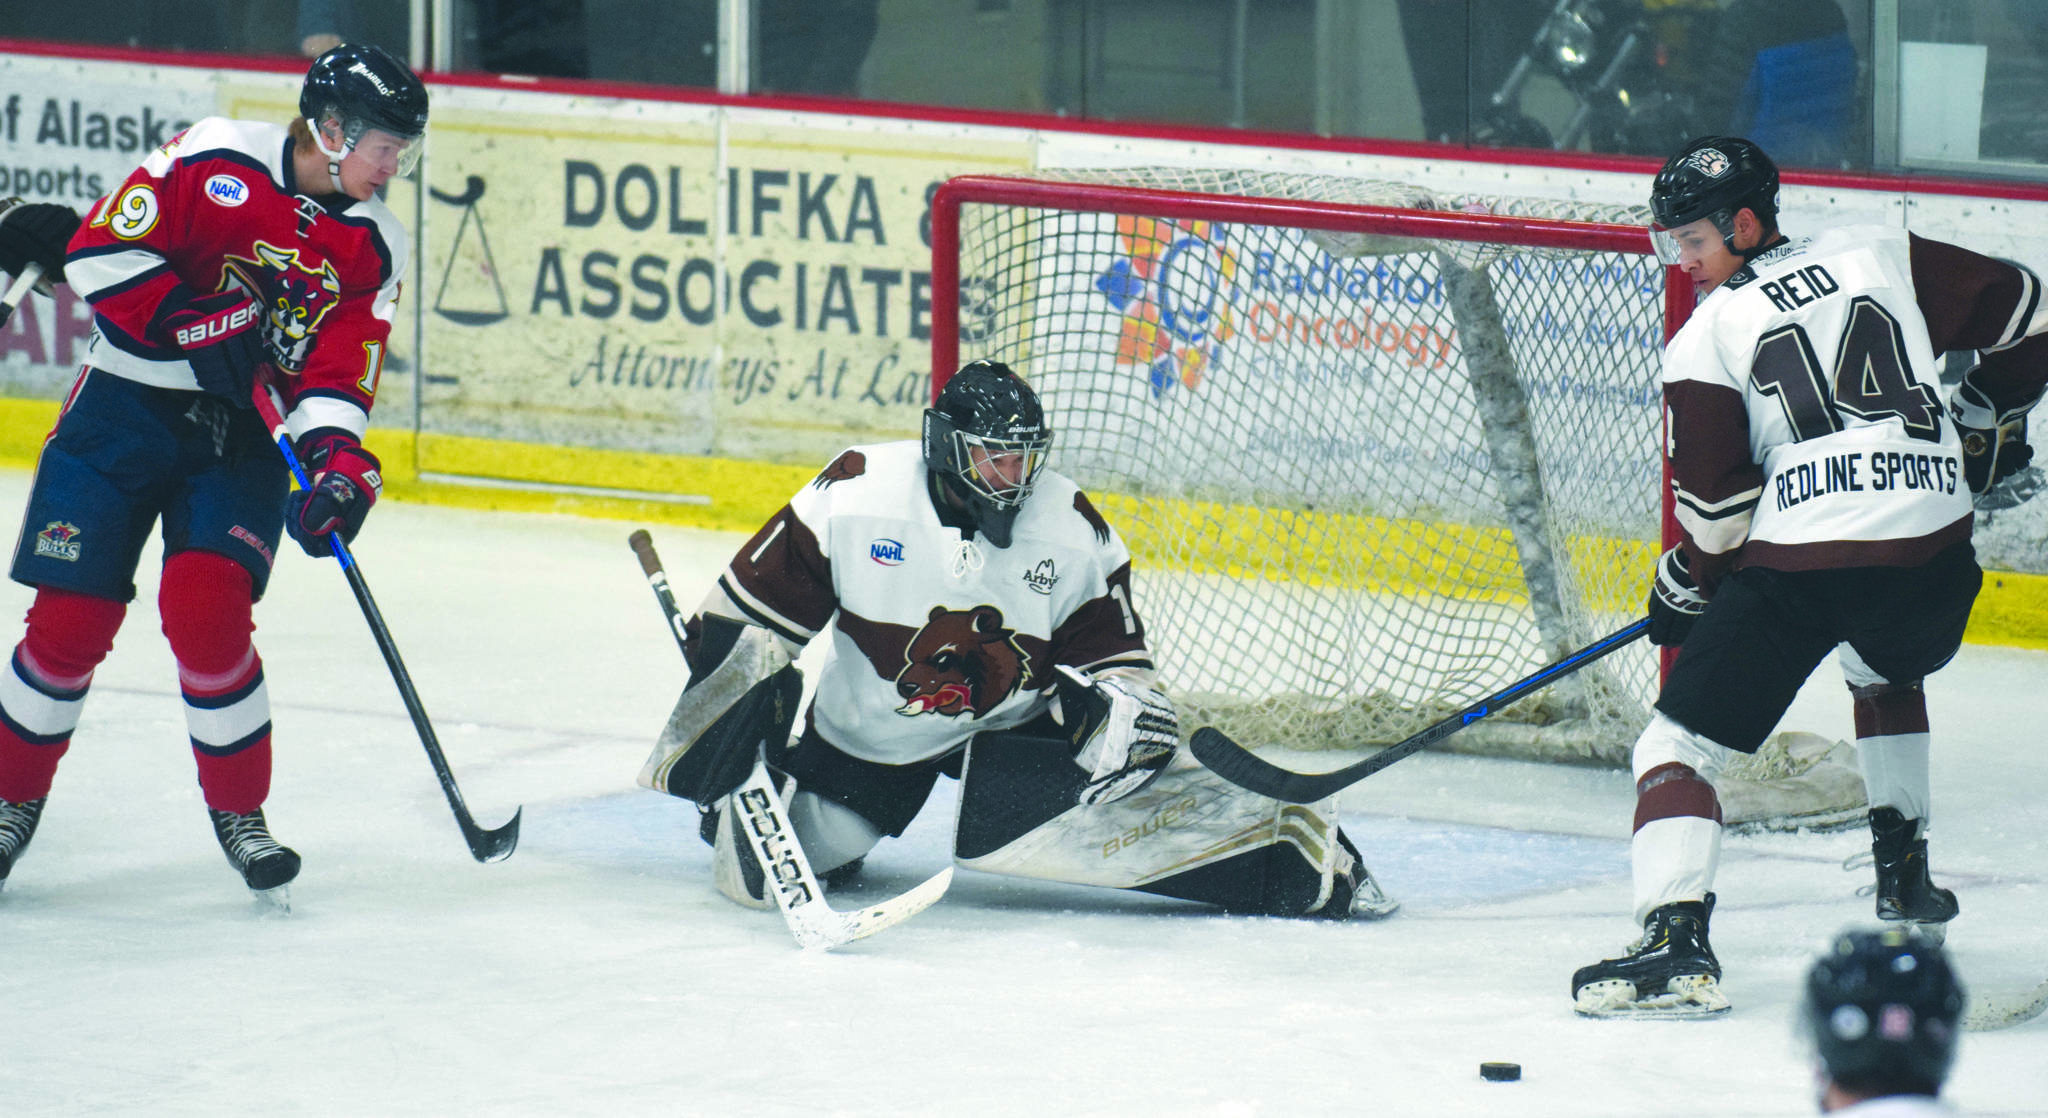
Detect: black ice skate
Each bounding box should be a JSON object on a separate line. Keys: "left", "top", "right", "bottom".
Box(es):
{"left": 0, "top": 795, "right": 46, "bottom": 890}
{"left": 1868, "top": 807, "right": 1958, "bottom": 941}
{"left": 1572, "top": 895, "right": 1730, "bottom": 1018}
{"left": 209, "top": 806, "right": 301, "bottom": 904}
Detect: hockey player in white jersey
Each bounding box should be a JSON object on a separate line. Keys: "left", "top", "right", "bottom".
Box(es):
{"left": 1571, "top": 136, "right": 2048, "bottom": 1016}
{"left": 650, "top": 360, "right": 1396, "bottom": 919}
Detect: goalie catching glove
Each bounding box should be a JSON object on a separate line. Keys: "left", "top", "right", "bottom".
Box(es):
{"left": 1647, "top": 545, "right": 1707, "bottom": 647}
{"left": 1948, "top": 366, "right": 2037, "bottom": 498}
{"left": 1049, "top": 664, "right": 1178, "bottom": 806}
{"left": 286, "top": 430, "right": 382, "bottom": 556}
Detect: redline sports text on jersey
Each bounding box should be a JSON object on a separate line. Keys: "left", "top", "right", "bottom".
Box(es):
{"left": 1773, "top": 449, "right": 1961, "bottom": 512}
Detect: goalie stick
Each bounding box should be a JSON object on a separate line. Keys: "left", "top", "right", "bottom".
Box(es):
{"left": 628, "top": 529, "right": 952, "bottom": 949}
{"left": 0, "top": 262, "right": 42, "bottom": 330}
{"left": 254, "top": 375, "right": 520, "bottom": 863}
{"left": 1190, "top": 618, "right": 1652, "bottom": 803}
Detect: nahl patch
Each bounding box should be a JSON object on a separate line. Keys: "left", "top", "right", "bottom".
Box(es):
{"left": 35, "top": 521, "right": 82, "bottom": 561}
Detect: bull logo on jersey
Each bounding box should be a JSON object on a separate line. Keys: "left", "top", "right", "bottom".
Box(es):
{"left": 1683, "top": 147, "right": 1731, "bottom": 179}
{"left": 220, "top": 242, "right": 343, "bottom": 373}
{"left": 894, "top": 605, "right": 1028, "bottom": 719}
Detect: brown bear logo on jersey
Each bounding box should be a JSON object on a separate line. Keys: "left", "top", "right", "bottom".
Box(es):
{"left": 894, "top": 605, "right": 1028, "bottom": 719}
{"left": 812, "top": 449, "right": 866, "bottom": 489}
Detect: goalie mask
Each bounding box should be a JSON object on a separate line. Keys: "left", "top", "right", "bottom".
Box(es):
{"left": 923, "top": 360, "right": 1052, "bottom": 549}
{"left": 1648, "top": 136, "right": 1779, "bottom": 267}
{"left": 300, "top": 43, "right": 430, "bottom": 191}
{"left": 1800, "top": 927, "right": 1963, "bottom": 1097}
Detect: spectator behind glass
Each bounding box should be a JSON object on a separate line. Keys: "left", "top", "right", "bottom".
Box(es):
{"left": 300, "top": 0, "right": 587, "bottom": 77}
{"left": 297, "top": 0, "right": 407, "bottom": 58}
{"left": 1694, "top": 0, "right": 1859, "bottom": 168}
{"left": 754, "top": 0, "right": 880, "bottom": 95}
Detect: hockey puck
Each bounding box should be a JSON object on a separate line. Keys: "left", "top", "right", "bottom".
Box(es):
{"left": 1479, "top": 1062, "right": 1521, "bottom": 1082}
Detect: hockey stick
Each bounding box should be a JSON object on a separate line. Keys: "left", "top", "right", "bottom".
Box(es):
{"left": 0, "top": 262, "right": 43, "bottom": 330}
{"left": 628, "top": 529, "right": 690, "bottom": 655}
{"left": 627, "top": 529, "right": 952, "bottom": 949}
{"left": 1965, "top": 977, "right": 2048, "bottom": 1032}
{"left": 254, "top": 376, "right": 520, "bottom": 862}
{"left": 1190, "top": 618, "right": 1653, "bottom": 803}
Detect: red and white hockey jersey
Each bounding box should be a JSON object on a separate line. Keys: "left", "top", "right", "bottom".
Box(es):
{"left": 696, "top": 441, "right": 1155, "bottom": 766}
{"left": 63, "top": 116, "right": 408, "bottom": 440}
{"left": 1665, "top": 224, "right": 2048, "bottom": 577}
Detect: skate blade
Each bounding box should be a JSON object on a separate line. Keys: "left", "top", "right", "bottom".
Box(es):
{"left": 250, "top": 884, "right": 292, "bottom": 916}
{"left": 1878, "top": 917, "right": 1948, "bottom": 946}
{"left": 1574, "top": 974, "right": 1730, "bottom": 1019}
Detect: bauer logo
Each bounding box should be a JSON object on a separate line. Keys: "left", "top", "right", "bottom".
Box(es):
{"left": 35, "top": 521, "right": 82, "bottom": 562}
{"left": 1021, "top": 558, "right": 1058, "bottom": 595}
{"left": 869, "top": 538, "right": 905, "bottom": 565}
{"left": 204, "top": 174, "right": 249, "bottom": 207}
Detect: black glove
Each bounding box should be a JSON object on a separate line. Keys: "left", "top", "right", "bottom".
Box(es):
{"left": 285, "top": 431, "right": 382, "bottom": 557}
{"left": 1647, "top": 545, "right": 1707, "bottom": 647}
{"left": 0, "top": 197, "right": 80, "bottom": 291}
{"left": 1948, "top": 370, "right": 2036, "bottom": 497}
{"left": 153, "top": 287, "right": 268, "bottom": 409}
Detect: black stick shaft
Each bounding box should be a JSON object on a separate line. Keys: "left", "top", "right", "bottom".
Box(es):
{"left": 253, "top": 376, "right": 520, "bottom": 862}
{"left": 1191, "top": 618, "right": 1652, "bottom": 803}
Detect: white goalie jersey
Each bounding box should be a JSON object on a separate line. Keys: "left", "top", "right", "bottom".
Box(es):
{"left": 690, "top": 441, "right": 1155, "bottom": 767}
{"left": 1664, "top": 224, "right": 2048, "bottom": 576}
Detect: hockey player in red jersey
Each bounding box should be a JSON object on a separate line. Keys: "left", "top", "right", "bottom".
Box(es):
{"left": 647, "top": 360, "right": 1398, "bottom": 920}
{"left": 1571, "top": 136, "right": 2048, "bottom": 1016}
{"left": 0, "top": 44, "right": 427, "bottom": 903}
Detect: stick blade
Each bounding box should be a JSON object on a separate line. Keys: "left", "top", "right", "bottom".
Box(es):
{"left": 1965, "top": 978, "right": 2048, "bottom": 1031}
{"left": 1188, "top": 727, "right": 1342, "bottom": 803}
{"left": 793, "top": 866, "right": 955, "bottom": 951}
{"left": 462, "top": 806, "right": 522, "bottom": 863}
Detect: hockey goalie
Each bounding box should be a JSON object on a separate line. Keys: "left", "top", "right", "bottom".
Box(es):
{"left": 640, "top": 360, "right": 1398, "bottom": 922}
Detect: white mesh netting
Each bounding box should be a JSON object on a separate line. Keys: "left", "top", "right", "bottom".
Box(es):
{"left": 945, "top": 170, "right": 1862, "bottom": 824}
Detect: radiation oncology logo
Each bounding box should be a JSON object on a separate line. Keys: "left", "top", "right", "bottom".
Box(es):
{"left": 1094, "top": 216, "right": 1238, "bottom": 397}
{"left": 35, "top": 521, "right": 81, "bottom": 562}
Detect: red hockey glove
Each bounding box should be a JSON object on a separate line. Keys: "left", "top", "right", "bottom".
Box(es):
{"left": 286, "top": 431, "right": 382, "bottom": 557}
{"left": 154, "top": 288, "right": 268, "bottom": 409}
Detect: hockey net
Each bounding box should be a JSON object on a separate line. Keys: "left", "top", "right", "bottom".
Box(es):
{"left": 929, "top": 170, "right": 1863, "bottom": 828}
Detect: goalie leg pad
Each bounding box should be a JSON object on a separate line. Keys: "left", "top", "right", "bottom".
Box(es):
{"left": 641, "top": 624, "right": 802, "bottom": 804}
{"left": 954, "top": 728, "right": 1356, "bottom": 916}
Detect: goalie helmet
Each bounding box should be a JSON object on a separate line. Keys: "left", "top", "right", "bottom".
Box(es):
{"left": 923, "top": 360, "right": 1052, "bottom": 549}
{"left": 1801, "top": 927, "right": 1964, "bottom": 1096}
{"left": 1648, "top": 136, "right": 1779, "bottom": 264}
{"left": 300, "top": 43, "right": 430, "bottom": 178}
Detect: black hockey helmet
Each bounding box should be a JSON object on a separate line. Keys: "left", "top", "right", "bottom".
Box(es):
{"left": 1648, "top": 136, "right": 1779, "bottom": 264}
{"left": 923, "top": 360, "right": 1052, "bottom": 549}
{"left": 1801, "top": 927, "right": 1964, "bottom": 1097}
{"left": 300, "top": 43, "right": 429, "bottom": 176}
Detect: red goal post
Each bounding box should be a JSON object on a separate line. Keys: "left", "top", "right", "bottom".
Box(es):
{"left": 924, "top": 171, "right": 1857, "bottom": 828}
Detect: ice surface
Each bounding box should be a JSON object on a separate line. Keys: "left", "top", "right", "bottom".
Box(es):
{"left": 1, "top": 467, "right": 2042, "bottom": 1116}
